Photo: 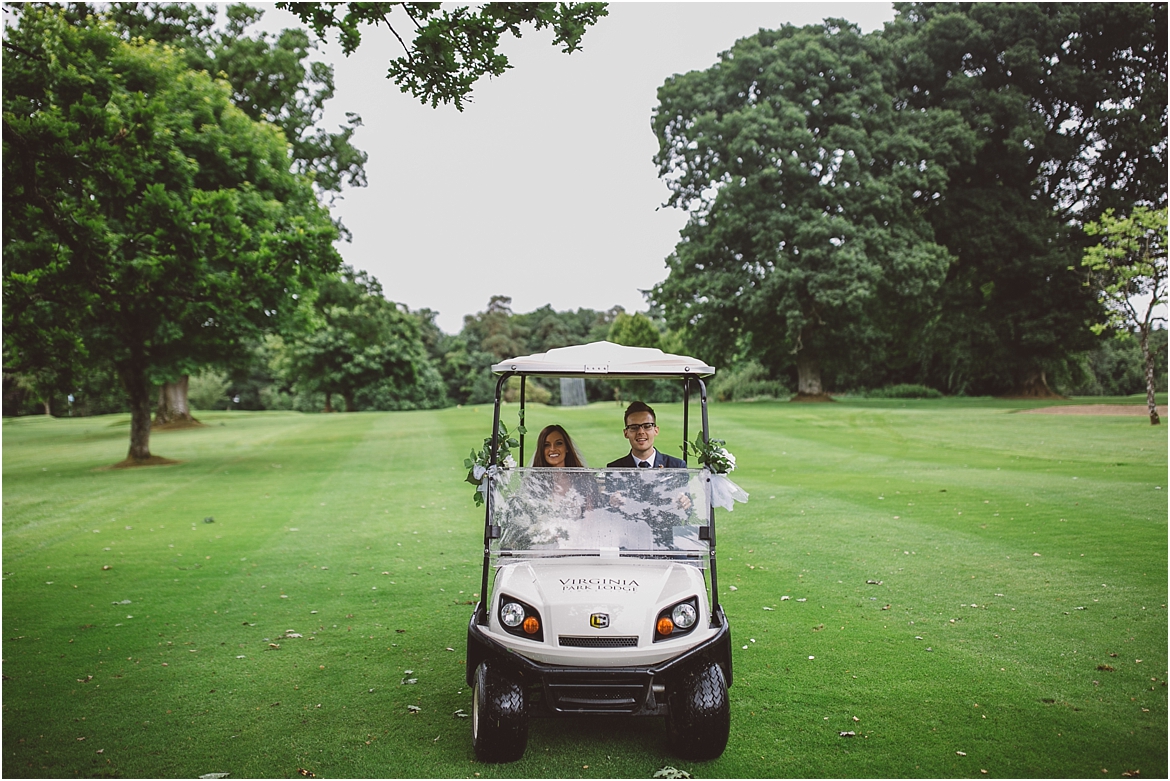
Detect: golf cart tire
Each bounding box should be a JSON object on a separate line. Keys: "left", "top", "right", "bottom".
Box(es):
{"left": 666, "top": 661, "right": 730, "bottom": 760}
{"left": 472, "top": 661, "right": 528, "bottom": 763}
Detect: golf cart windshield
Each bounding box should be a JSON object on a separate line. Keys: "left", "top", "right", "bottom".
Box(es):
{"left": 490, "top": 468, "right": 710, "bottom": 560}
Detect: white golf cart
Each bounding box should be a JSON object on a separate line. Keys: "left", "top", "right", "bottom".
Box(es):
{"left": 466, "top": 342, "right": 734, "bottom": 762}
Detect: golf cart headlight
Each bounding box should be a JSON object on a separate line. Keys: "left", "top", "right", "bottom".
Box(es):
{"left": 500, "top": 602, "right": 525, "bottom": 628}
{"left": 672, "top": 602, "right": 697, "bottom": 629}
{"left": 655, "top": 596, "right": 700, "bottom": 641}
{"left": 497, "top": 595, "right": 544, "bottom": 641}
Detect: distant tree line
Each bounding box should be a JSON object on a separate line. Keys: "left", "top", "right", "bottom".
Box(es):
{"left": 2, "top": 288, "right": 685, "bottom": 414}
{"left": 5, "top": 284, "right": 1165, "bottom": 417}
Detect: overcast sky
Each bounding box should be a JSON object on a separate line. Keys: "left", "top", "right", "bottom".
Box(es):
{"left": 255, "top": 3, "right": 897, "bottom": 333}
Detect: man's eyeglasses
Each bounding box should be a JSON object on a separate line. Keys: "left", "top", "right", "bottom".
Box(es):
{"left": 624, "top": 422, "right": 657, "bottom": 433}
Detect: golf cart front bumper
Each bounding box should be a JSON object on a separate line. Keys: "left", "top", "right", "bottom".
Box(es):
{"left": 466, "top": 604, "right": 732, "bottom": 717}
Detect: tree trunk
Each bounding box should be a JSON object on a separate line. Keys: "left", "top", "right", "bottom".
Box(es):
{"left": 154, "top": 375, "right": 197, "bottom": 425}
{"left": 41, "top": 399, "right": 51, "bottom": 416}
{"left": 1012, "top": 369, "right": 1064, "bottom": 399}
{"left": 795, "top": 354, "right": 824, "bottom": 396}
{"left": 1139, "top": 326, "right": 1161, "bottom": 425}
{"left": 324, "top": 390, "right": 334, "bottom": 413}
{"left": 342, "top": 390, "right": 355, "bottom": 412}
{"left": 121, "top": 364, "right": 153, "bottom": 461}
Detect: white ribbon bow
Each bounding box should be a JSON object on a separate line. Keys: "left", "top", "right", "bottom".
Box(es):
{"left": 706, "top": 469, "right": 749, "bottom": 511}
{"left": 475, "top": 463, "right": 506, "bottom": 498}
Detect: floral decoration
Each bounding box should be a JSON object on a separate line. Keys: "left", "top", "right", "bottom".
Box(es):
{"left": 465, "top": 418, "right": 524, "bottom": 507}
{"left": 689, "top": 437, "right": 737, "bottom": 474}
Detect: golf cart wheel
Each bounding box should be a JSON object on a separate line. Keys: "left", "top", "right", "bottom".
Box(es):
{"left": 666, "top": 661, "right": 730, "bottom": 760}
{"left": 472, "top": 661, "right": 528, "bottom": 762}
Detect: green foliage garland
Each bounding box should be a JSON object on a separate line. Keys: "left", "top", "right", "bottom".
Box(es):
{"left": 465, "top": 417, "right": 526, "bottom": 507}
{"left": 689, "top": 437, "right": 737, "bottom": 474}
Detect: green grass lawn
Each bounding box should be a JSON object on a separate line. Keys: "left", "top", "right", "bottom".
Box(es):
{"left": 3, "top": 397, "right": 1166, "bottom": 778}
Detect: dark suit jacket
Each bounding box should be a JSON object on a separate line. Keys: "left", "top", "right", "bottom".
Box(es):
{"left": 607, "top": 450, "right": 687, "bottom": 469}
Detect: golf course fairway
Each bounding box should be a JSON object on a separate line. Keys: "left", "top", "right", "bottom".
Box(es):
{"left": 3, "top": 398, "right": 1166, "bottom": 778}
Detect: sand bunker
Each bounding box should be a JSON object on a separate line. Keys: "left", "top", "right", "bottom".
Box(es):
{"left": 1021, "top": 404, "right": 1167, "bottom": 416}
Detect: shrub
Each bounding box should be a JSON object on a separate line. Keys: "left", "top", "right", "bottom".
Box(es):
{"left": 709, "top": 362, "right": 789, "bottom": 402}
{"left": 502, "top": 376, "right": 552, "bottom": 405}
{"left": 1065, "top": 330, "right": 1168, "bottom": 396}
{"left": 866, "top": 384, "right": 943, "bottom": 399}
{"left": 188, "top": 370, "right": 231, "bottom": 410}
{"left": 257, "top": 385, "right": 296, "bottom": 411}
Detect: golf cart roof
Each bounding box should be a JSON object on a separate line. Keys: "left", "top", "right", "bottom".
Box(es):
{"left": 492, "top": 341, "right": 715, "bottom": 379}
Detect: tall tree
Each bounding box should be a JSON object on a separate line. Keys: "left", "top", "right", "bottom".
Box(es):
{"left": 277, "top": 2, "right": 608, "bottom": 109}
{"left": 885, "top": 2, "right": 1167, "bottom": 394}
{"left": 273, "top": 266, "right": 440, "bottom": 411}
{"left": 608, "top": 311, "right": 661, "bottom": 350}
{"left": 88, "top": 3, "right": 369, "bottom": 422}
{"left": 2, "top": 6, "right": 340, "bottom": 461}
{"left": 607, "top": 310, "right": 663, "bottom": 403}
{"left": 445, "top": 296, "right": 529, "bottom": 403}
{"left": 512, "top": 304, "right": 614, "bottom": 353}
{"left": 650, "top": 20, "right": 973, "bottom": 395}
{"left": 462, "top": 296, "right": 530, "bottom": 362}
{"left": 1082, "top": 206, "right": 1168, "bottom": 424}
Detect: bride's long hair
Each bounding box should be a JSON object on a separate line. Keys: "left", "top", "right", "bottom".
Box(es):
{"left": 530, "top": 424, "right": 587, "bottom": 468}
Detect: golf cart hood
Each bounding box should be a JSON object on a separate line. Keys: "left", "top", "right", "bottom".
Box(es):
{"left": 486, "top": 556, "right": 716, "bottom": 666}
{"left": 503, "top": 557, "right": 698, "bottom": 625}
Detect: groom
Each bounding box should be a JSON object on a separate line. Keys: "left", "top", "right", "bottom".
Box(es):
{"left": 606, "top": 401, "right": 691, "bottom": 543}
{"left": 607, "top": 401, "right": 687, "bottom": 469}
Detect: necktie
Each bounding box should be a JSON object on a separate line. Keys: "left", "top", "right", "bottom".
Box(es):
{"left": 638, "top": 460, "right": 650, "bottom": 468}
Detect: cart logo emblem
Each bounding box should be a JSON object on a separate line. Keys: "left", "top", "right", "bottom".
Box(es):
{"left": 590, "top": 613, "right": 610, "bottom": 629}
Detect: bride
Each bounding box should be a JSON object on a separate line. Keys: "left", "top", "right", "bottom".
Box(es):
{"left": 530, "top": 424, "right": 586, "bottom": 469}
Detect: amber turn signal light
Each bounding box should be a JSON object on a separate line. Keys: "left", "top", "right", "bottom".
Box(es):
{"left": 657, "top": 617, "right": 674, "bottom": 636}
{"left": 522, "top": 616, "right": 540, "bottom": 635}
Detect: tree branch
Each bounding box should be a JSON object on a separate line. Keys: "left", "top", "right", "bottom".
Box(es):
{"left": 3, "top": 119, "right": 105, "bottom": 288}
{"left": 401, "top": 4, "right": 424, "bottom": 32}
{"left": 3, "top": 119, "right": 71, "bottom": 249}
{"left": 3, "top": 40, "right": 44, "bottom": 60}
{"left": 381, "top": 16, "right": 413, "bottom": 63}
